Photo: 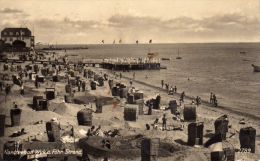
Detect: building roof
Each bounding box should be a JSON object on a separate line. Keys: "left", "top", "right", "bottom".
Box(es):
{"left": 1, "top": 27, "right": 32, "bottom": 37}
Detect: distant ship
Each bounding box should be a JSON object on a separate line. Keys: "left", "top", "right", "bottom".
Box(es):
{"left": 252, "top": 64, "right": 260, "bottom": 72}
{"left": 240, "top": 51, "right": 247, "bottom": 54}
{"left": 176, "top": 49, "right": 182, "bottom": 59}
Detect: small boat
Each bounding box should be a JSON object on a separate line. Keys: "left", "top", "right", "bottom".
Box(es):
{"left": 252, "top": 64, "right": 260, "bottom": 72}
{"left": 160, "top": 66, "right": 167, "bottom": 69}
{"left": 240, "top": 51, "right": 246, "bottom": 54}
{"left": 161, "top": 58, "right": 170, "bottom": 61}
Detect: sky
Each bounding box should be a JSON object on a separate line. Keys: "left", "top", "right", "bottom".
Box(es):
{"left": 0, "top": 0, "right": 260, "bottom": 44}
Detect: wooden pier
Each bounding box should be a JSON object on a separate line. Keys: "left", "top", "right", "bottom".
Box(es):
{"left": 101, "top": 62, "right": 160, "bottom": 70}
{"left": 0, "top": 58, "right": 163, "bottom": 70}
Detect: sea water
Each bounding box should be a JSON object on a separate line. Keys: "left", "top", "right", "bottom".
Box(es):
{"left": 61, "top": 43, "right": 260, "bottom": 118}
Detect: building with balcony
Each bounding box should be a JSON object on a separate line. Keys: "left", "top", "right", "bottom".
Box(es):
{"left": 1, "top": 27, "right": 34, "bottom": 48}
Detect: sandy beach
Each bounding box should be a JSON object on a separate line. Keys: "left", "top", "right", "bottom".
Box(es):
{"left": 0, "top": 50, "right": 259, "bottom": 161}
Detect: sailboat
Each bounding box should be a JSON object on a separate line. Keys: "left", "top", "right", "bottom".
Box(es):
{"left": 176, "top": 49, "right": 182, "bottom": 59}
{"left": 252, "top": 64, "right": 260, "bottom": 72}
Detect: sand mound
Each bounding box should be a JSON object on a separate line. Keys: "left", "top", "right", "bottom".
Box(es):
{"left": 79, "top": 135, "right": 186, "bottom": 159}
{"left": 48, "top": 99, "right": 84, "bottom": 116}
{"left": 73, "top": 95, "right": 118, "bottom": 105}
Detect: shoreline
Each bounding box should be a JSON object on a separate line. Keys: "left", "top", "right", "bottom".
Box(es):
{"left": 119, "top": 73, "right": 260, "bottom": 123}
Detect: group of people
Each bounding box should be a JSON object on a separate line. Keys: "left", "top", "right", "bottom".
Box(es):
{"left": 210, "top": 92, "right": 218, "bottom": 107}
{"left": 161, "top": 80, "right": 178, "bottom": 95}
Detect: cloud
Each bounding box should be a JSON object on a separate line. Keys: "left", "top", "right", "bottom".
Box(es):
{"left": 107, "top": 12, "right": 260, "bottom": 38}
{"left": 0, "top": 8, "right": 23, "bottom": 14}
{"left": 1, "top": 11, "right": 259, "bottom": 43}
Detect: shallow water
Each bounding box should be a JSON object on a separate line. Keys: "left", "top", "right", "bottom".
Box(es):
{"left": 63, "top": 43, "right": 260, "bottom": 118}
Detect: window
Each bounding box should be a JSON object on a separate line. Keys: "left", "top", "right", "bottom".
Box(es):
{"left": 10, "top": 38, "right": 13, "bottom": 41}
{"left": 16, "top": 32, "right": 19, "bottom": 36}
{"left": 9, "top": 32, "right": 13, "bottom": 36}
{"left": 4, "top": 32, "right": 7, "bottom": 35}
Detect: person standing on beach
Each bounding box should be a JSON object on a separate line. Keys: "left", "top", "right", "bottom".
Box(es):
{"left": 5, "top": 84, "right": 10, "bottom": 102}
{"left": 147, "top": 101, "right": 152, "bottom": 115}
{"left": 82, "top": 81, "right": 86, "bottom": 91}
{"left": 210, "top": 92, "right": 213, "bottom": 104}
{"left": 119, "top": 73, "right": 122, "bottom": 79}
{"left": 130, "top": 79, "right": 133, "bottom": 86}
{"left": 162, "top": 114, "right": 167, "bottom": 131}
{"left": 212, "top": 94, "right": 216, "bottom": 104}
{"left": 161, "top": 80, "right": 164, "bottom": 88}
{"left": 20, "top": 84, "right": 24, "bottom": 95}
{"left": 180, "top": 91, "right": 185, "bottom": 104}
{"left": 133, "top": 72, "right": 135, "bottom": 80}
{"left": 165, "top": 83, "right": 169, "bottom": 91}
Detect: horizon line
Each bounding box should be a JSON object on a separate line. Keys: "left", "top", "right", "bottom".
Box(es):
{"left": 37, "top": 41, "right": 260, "bottom": 46}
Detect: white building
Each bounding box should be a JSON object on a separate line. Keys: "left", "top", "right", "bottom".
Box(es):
{"left": 1, "top": 27, "right": 34, "bottom": 48}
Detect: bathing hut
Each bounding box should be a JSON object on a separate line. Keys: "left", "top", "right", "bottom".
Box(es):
{"left": 90, "top": 81, "right": 96, "bottom": 90}
{"left": 239, "top": 127, "right": 256, "bottom": 153}
{"left": 127, "top": 93, "right": 135, "bottom": 104}
{"left": 214, "top": 115, "right": 229, "bottom": 140}
{"left": 187, "top": 122, "right": 204, "bottom": 146}
{"left": 134, "top": 91, "right": 144, "bottom": 100}
{"left": 33, "top": 96, "right": 43, "bottom": 109}
{"left": 136, "top": 99, "right": 144, "bottom": 115}
{"left": 65, "top": 84, "right": 72, "bottom": 93}
{"left": 169, "top": 100, "right": 177, "bottom": 114}
{"left": 10, "top": 108, "right": 22, "bottom": 127}
{"left": 124, "top": 104, "right": 138, "bottom": 121}
{"left": 46, "top": 121, "right": 61, "bottom": 142}
{"left": 46, "top": 88, "right": 55, "bottom": 100}
{"left": 77, "top": 108, "right": 93, "bottom": 126}
{"left": 210, "top": 151, "right": 224, "bottom": 161}
{"left": 141, "top": 138, "right": 160, "bottom": 161}
{"left": 183, "top": 104, "right": 196, "bottom": 122}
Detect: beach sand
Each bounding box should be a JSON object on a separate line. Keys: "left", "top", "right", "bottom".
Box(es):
{"left": 0, "top": 51, "right": 259, "bottom": 161}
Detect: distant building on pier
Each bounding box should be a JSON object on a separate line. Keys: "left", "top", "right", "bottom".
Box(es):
{"left": 0, "top": 27, "right": 34, "bottom": 48}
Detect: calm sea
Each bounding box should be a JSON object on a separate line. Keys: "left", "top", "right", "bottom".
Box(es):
{"left": 58, "top": 43, "right": 260, "bottom": 118}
